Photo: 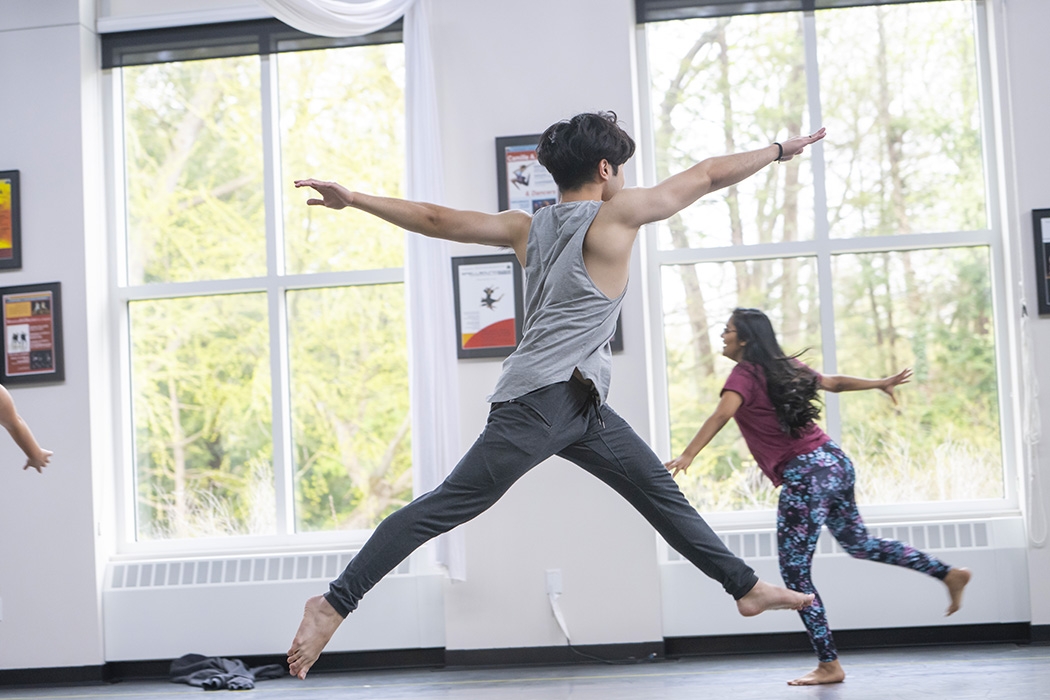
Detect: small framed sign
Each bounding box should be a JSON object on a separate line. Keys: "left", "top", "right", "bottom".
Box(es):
{"left": 1033, "top": 209, "right": 1050, "bottom": 316}
{"left": 495, "top": 135, "right": 558, "bottom": 214}
{"left": 0, "top": 170, "right": 22, "bottom": 271}
{"left": 1, "top": 281, "right": 64, "bottom": 385}
{"left": 452, "top": 253, "right": 524, "bottom": 359}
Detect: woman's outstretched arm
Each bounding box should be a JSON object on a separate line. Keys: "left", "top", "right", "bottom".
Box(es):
{"left": 664, "top": 390, "right": 743, "bottom": 477}
{"left": 819, "top": 367, "right": 912, "bottom": 405}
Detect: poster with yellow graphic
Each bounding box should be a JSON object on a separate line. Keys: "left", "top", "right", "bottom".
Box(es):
{"left": 0, "top": 175, "right": 13, "bottom": 260}
{"left": 0, "top": 170, "right": 20, "bottom": 266}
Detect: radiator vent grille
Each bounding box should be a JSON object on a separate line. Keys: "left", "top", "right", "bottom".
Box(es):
{"left": 107, "top": 551, "right": 410, "bottom": 590}
{"left": 668, "top": 521, "right": 991, "bottom": 563}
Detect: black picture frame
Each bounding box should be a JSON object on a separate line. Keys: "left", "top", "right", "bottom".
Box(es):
{"left": 610, "top": 316, "right": 624, "bottom": 353}
{"left": 0, "top": 170, "right": 23, "bottom": 271}
{"left": 452, "top": 254, "right": 525, "bottom": 359}
{"left": 0, "top": 281, "right": 64, "bottom": 385}
{"left": 1033, "top": 209, "right": 1050, "bottom": 316}
{"left": 495, "top": 134, "right": 558, "bottom": 214}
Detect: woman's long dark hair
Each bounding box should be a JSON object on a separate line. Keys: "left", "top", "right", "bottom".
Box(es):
{"left": 731, "top": 308, "right": 821, "bottom": 438}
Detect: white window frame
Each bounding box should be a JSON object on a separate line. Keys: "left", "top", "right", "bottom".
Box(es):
{"left": 103, "top": 35, "right": 408, "bottom": 557}
{"left": 635, "top": 0, "right": 1020, "bottom": 530}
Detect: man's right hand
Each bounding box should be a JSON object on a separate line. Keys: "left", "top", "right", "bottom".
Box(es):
{"left": 294, "top": 179, "right": 355, "bottom": 209}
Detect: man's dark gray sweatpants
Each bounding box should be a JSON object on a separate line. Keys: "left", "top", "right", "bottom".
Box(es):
{"left": 325, "top": 376, "right": 758, "bottom": 617}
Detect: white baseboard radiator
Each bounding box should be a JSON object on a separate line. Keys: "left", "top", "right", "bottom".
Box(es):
{"left": 660, "top": 517, "right": 1030, "bottom": 637}
{"left": 102, "top": 550, "right": 446, "bottom": 662}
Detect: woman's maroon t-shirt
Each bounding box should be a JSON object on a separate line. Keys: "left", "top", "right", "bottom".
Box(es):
{"left": 722, "top": 361, "right": 829, "bottom": 487}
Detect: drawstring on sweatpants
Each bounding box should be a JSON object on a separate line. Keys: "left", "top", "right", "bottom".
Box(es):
{"left": 589, "top": 387, "right": 605, "bottom": 429}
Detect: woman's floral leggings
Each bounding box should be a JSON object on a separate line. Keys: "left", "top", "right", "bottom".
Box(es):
{"left": 777, "top": 441, "right": 951, "bottom": 662}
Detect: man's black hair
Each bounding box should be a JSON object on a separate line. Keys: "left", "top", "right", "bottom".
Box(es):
{"left": 536, "top": 111, "right": 636, "bottom": 192}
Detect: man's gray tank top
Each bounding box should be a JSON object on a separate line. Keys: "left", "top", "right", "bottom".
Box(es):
{"left": 488, "top": 200, "right": 626, "bottom": 405}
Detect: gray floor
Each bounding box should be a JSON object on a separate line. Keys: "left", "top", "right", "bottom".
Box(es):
{"left": 1, "top": 644, "right": 1048, "bottom": 699}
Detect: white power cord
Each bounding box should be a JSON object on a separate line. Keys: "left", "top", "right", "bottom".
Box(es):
{"left": 548, "top": 591, "right": 572, "bottom": 642}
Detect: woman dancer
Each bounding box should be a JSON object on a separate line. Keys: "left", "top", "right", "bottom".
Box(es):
{"left": 665, "top": 307, "right": 971, "bottom": 686}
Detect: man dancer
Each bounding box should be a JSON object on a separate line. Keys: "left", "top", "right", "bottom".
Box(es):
{"left": 288, "top": 112, "right": 826, "bottom": 679}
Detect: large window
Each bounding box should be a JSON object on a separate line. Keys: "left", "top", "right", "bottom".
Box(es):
{"left": 641, "top": 0, "right": 1010, "bottom": 515}
{"left": 107, "top": 21, "right": 411, "bottom": 543}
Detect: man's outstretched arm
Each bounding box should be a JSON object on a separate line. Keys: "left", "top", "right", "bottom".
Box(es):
{"left": 295, "top": 179, "right": 532, "bottom": 261}
{"left": 609, "top": 129, "right": 826, "bottom": 228}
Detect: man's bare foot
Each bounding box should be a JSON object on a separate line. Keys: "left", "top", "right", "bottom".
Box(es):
{"left": 287, "top": 595, "right": 344, "bottom": 680}
{"left": 788, "top": 659, "right": 846, "bottom": 686}
{"left": 736, "top": 580, "right": 814, "bottom": 617}
{"left": 944, "top": 567, "right": 971, "bottom": 615}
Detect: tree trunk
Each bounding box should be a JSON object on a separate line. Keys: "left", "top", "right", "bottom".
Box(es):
{"left": 655, "top": 26, "right": 723, "bottom": 379}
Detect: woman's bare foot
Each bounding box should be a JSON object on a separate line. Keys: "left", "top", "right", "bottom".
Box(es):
{"left": 736, "top": 579, "right": 814, "bottom": 617}
{"left": 287, "top": 595, "right": 344, "bottom": 680}
{"left": 788, "top": 659, "right": 846, "bottom": 686}
{"left": 944, "top": 567, "right": 971, "bottom": 615}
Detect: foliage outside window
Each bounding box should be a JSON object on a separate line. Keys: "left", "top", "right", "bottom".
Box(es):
{"left": 645, "top": 0, "right": 1004, "bottom": 513}
{"left": 117, "top": 35, "right": 410, "bottom": 541}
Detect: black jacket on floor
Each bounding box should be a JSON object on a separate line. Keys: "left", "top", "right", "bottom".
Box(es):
{"left": 169, "top": 653, "right": 285, "bottom": 690}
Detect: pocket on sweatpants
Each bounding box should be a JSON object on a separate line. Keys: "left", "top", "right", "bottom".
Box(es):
{"left": 508, "top": 396, "right": 552, "bottom": 428}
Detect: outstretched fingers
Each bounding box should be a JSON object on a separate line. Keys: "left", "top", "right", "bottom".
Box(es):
{"left": 780, "top": 128, "right": 827, "bottom": 161}
{"left": 292, "top": 179, "right": 354, "bottom": 210}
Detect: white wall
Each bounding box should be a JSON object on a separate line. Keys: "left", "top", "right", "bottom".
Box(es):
{"left": 0, "top": 0, "right": 1047, "bottom": 673}
{"left": 0, "top": 0, "right": 106, "bottom": 669}
{"left": 428, "top": 0, "right": 664, "bottom": 651}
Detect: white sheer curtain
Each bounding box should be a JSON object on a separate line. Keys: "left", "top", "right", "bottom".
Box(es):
{"left": 257, "top": 0, "right": 465, "bottom": 579}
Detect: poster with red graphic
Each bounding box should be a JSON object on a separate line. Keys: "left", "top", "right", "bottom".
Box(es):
{"left": 452, "top": 254, "right": 524, "bottom": 359}
{"left": 2, "top": 282, "right": 64, "bottom": 384}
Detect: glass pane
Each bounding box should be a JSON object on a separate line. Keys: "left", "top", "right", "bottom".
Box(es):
{"left": 832, "top": 247, "right": 1002, "bottom": 503}
{"left": 122, "top": 57, "right": 266, "bottom": 284}
{"left": 663, "top": 258, "right": 821, "bottom": 512}
{"left": 279, "top": 45, "right": 406, "bottom": 274}
{"left": 646, "top": 14, "right": 816, "bottom": 249}
{"left": 130, "top": 294, "right": 273, "bottom": 540}
{"left": 288, "top": 284, "right": 411, "bottom": 531}
{"left": 818, "top": 1, "right": 986, "bottom": 237}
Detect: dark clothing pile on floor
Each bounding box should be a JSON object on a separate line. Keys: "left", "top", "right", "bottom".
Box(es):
{"left": 169, "top": 653, "right": 284, "bottom": 691}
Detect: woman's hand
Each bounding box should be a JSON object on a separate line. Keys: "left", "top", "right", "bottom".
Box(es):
{"left": 880, "top": 367, "right": 913, "bottom": 405}
{"left": 664, "top": 454, "right": 695, "bottom": 478}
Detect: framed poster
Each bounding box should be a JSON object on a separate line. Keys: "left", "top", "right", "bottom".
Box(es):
{"left": 0, "top": 170, "right": 22, "bottom": 271}
{"left": 1033, "top": 209, "right": 1050, "bottom": 316}
{"left": 496, "top": 135, "right": 558, "bottom": 213}
{"left": 452, "top": 254, "right": 524, "bottom": 359}
{"left": 1, "top": 282, "right": 64, "bottom": 385}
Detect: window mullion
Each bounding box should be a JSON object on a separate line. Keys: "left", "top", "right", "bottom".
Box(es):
{"left": 802, "top": 8, "right": 842, "bottom": 439}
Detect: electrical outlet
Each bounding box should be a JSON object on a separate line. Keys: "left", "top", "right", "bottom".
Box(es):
{"left": 545, "top": 568, "right": 562, "bottom": 596}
